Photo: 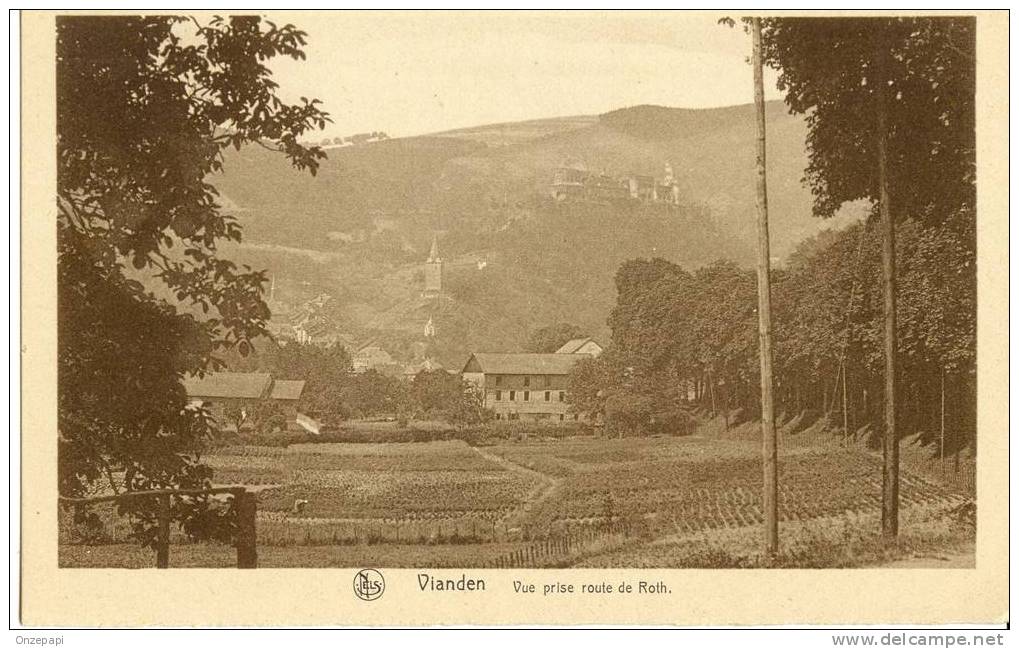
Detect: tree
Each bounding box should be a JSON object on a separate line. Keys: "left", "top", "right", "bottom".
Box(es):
{"left": 446, "top": 380, "right": 491, "bottom": 432}
{"left": 266, "top": 343, "right": 353, "bottom": 424}
{"left": 525, "top": 322, "right": 586, "bottom": 353}
{"left": 603, "top": 392, "right": 657, "bottom": 438}
{"left": 592, "top": 221, "right": 973, "bottom": 437}
{"left": 221, "top": 402, "right": 251, "bottom": 433}
{"left": 343, "top": 370, "right": 409, "bottom": 418}
{"left": 756, "top": 16, "right": 975, "bottom": 538}
{"left": 229, "top": 340, "right": 356, "bottom": 424}
{"left": 247, "top": 399, "right": 288, "bottom": 434}
{"left": 411, "top": 369, "right": 464, "bottom": 417}
{"left": 567, "top": 354, "right": 613, "bottom": 421}
{"left": 57, "top": 15, "right": 329, "bottom": 545}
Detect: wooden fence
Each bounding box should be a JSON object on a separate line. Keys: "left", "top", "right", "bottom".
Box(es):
{"left": 488, "top": 522, "right": 636, "bottom": 568}
{"left": 58, "top": 487, "right": 258, "bottom": 569}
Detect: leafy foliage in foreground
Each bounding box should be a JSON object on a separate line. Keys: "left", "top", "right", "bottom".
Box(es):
{"left": 57, "top": 15, "right": 328, "bottom": 545}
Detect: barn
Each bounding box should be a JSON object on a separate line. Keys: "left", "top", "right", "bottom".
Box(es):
{"left": 182, "top": 372, "right": 306, "bottom": 432}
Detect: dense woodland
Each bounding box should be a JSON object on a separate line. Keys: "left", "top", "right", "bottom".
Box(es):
{"left": 564, "top": 16, "right": 979, "bottom": 466}
{"left": 568, "top": 207, "right": 975, "bottom": 457}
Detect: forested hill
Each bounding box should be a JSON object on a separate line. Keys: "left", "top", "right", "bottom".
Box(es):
{"left": 210, "top": 101, "right": 862, "bottom": 364}
{"left": 217, "top": 101, "right": 860, "bottom": 258}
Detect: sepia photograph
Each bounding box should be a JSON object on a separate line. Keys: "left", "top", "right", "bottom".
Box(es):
{"left": 15, "top": 7, "right": 1010, "bottom": 630}
{"left": 51, "top": 10, "right": 980, "bottom": 571}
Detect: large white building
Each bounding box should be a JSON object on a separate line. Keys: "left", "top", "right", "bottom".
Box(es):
{"left": 460, "top": 339, "right": 602, "bottom": 422}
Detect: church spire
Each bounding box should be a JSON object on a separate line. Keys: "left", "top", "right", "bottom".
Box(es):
{"left": 427, "top": 234, "right": 440, "bottom": 263}
{"left": 423, "top": 234, "right": 443, "bottom": 298}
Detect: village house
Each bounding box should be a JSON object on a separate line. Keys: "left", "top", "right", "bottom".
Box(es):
{"left": 267, "top": 291, "right": 341, "bottom": 347}
{"left": 401, "top": 357, "right": 447, "bottom": 381}
{"left": 352, "top": 341, "right": 398, "bottom": 373}
{"left": 182, "top": 372, "right": 306, "bottom": 432}
{"left": 555, "top": 337, "right": 604, "bottom": 357}
{"left": 460, "top": 353, "right": 589, "bottom": 422}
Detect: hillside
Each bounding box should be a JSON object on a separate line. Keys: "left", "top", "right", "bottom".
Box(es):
{"left": 210, "top": 102, "right": 861, "bottom": 365}
{"left": 216, "top": 102, "right": 860, "bottom": 259}
{"left": 432, "top": 115, "right": 600, "bottom": 147}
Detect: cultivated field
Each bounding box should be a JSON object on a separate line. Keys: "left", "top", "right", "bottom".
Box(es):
{"left": 59, "top": 426, "right": 975, "bottom": 569}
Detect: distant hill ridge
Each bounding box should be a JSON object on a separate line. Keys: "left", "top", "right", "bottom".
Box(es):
{"left": 209, "top": 101, "right": 860, "bottom": 364}
{"left": 215, "top": 100, "right": 855, "bottom": 259}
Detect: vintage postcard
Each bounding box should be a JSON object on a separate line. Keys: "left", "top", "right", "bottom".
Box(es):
{"left": 17, "top": 9, "right": 1009, "bottom": 628}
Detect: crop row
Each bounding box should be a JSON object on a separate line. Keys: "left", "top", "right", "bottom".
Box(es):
{"left": 256, "top": 471, "right": 540, "bottom": 519}
{"left": 525, "top": 450, "right": 964, "bottom": 534}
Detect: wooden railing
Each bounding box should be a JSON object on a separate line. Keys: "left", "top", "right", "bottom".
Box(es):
{"left": 488, "top": 521, "right": 636, "bottom": 568}
{"left": 58, "top": 487, "right": 258, "bottom": 569}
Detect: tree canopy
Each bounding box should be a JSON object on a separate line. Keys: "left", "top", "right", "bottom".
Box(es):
{"left": 757, "top": 17, "right": 975, "bottom": 223}
{"left": 525, "top": 322, "right": 587, "bottom": 353}
{"left": 57, "top": 15, "right": 329, "bottom": 542}
{"left": 571, "top": 217, "right": 974, "bottom": 450}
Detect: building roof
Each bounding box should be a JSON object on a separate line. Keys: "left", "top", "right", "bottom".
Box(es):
{"left": 403, "top": 358, "right": 445, "bottom": 376}
{"left": 183, "top": 372, "right": 272, "bottom": 400}
{"left": 355, "top": 346, "right": 392, "bottom": 359}
{"left": 354, "top": 338, "right": 388, "bottom": 353}
{"left": 556, "top": 338, "right": 587, "bottom": 354}
{"left": 461, "top": 353, "right": 586, "bottom": 376}
{"left": 295, "top": 412, "right": 320, "bottom": 435}
{"left": 555, "top": 337, "right": 601, "bottom": 354}
{"left": 553, "top": 167, "right": 588, "bottom": 184}
{"left": 269, "top": 380, "right": 306, "bottom": 401}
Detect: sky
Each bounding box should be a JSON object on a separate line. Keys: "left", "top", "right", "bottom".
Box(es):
{"left": 264, "top": 11, "right": 784, "bottom": 139}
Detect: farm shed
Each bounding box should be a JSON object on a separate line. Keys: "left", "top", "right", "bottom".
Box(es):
{"left": 183, "top": 372, "right": 306, "bottom": 432}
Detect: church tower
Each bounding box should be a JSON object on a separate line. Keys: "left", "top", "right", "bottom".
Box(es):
{"left": 423, "top": 234, "right": 443, "bottom": 298}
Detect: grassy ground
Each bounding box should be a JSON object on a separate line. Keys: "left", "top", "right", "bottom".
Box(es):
{"left": 575, "top": 502, "right": 974, "bottom": 568}
{"left": 60, "top": 422, "right": 976, "bottom": 569}
{"left": 59, "top": 541, "right": 534, "bottom": 569}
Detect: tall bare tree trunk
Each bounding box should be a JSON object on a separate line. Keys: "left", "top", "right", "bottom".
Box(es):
{"left": 722, "top": 379, "right": 731, "bottom": 431}
{"left": 708, "top": 369, "right": 718, "bottom": 417}
{"left": 940, "top": 367, "right": 946, "bottom": 469}
{"left": 842, "top": 360, "right": 849, "bottom": 446}
{"left": 752, "top": 18, "right": 778, "bottom": 555}
{"left": 876, "top": 41, "right": 899, "bottom": 540}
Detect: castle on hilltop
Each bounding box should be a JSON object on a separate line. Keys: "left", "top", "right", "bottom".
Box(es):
{"left": 550, "top": 163, "right": 680, "bottom": 206}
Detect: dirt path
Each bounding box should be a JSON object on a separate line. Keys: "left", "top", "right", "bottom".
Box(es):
{"left": 470, "top": 445, "right": 561, "bottom": 528}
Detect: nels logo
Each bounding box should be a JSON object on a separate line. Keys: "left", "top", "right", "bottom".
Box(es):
{"left": 353, "top": 568, "right": 385, "bottom": 601}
